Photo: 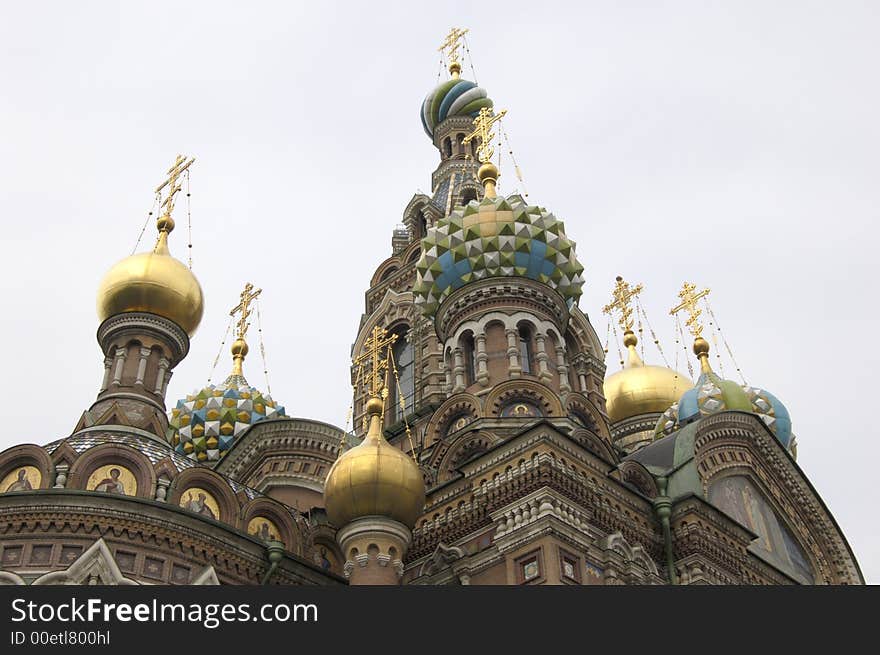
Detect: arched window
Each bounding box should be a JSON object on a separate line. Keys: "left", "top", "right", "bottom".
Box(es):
{"left": 519, "top": 325, "right": 533, "bottom": 375}
{"left": 418, "top": 211, "right": 427, "bottom": 239}
{"left": 460, "top": 188, "right": 477, "bottom": 205}
{"left": 443, "top": 137, "right": 453, "bottom": 158}
{"left": 390, "top": 326, "right": 414, "bottom": 423}
{"left": 456, "top": 132, "right": 465, "bottom": 157}
{"left": 461, "top": 333, "right": 476, "bottom": 386}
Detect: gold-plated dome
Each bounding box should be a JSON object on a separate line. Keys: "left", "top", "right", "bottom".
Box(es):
{"left": 604, "top": 331, "right": 691, "bottom": 423}
{"left": 324, "top": 396, "right": 426, "bottom": 529}
{"left": 97, "top": 216, "right": 204, "bottom": 336}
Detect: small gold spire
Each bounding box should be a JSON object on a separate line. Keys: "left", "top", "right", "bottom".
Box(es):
{"left": 670, "top": 282, "right": 712, "bottom": 373}
{"left": 463, "top": 106, "right": 508, "bottom": 198}
{"left": 228, "top": 282, "right": 262, "bottom": 376}
{"left": 438, "top": 27, "right": 469, "bottom": 79}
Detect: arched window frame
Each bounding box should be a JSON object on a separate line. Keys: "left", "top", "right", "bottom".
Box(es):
{"left": 461, "top": 332, "right": 476, "bottom": 386}
{"left": 518, "top": 324, "right": 534, "bottom": 375}
{"left": 389, "top": 324, "right": 414, "bottom": 425}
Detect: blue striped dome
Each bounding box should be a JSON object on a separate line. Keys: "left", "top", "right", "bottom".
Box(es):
{"left": 420, "top": 78, "right": 493, "bottom": 138}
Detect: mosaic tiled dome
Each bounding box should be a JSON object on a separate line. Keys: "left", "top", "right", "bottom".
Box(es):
{"left": 413, "top": 194, "right": 585, "bottom": 318}
{"left": 167, "top": 373, "right": 286, "bottom": 462}
{"left": 654, "top": 369, "right": 795, "bottom": 454}
{"left": 420, "top": 77, "right": 493, "bottom": 138}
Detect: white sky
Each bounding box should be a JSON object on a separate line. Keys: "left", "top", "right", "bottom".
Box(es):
{"left": 1, "top": 1, "right": 877, "bottom": 582}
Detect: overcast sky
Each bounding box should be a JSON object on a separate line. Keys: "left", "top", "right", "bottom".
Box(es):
{"left": 1, "top": 1, "right": 877, "bottom": 582}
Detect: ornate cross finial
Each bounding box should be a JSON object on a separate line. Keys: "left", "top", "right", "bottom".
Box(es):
{"left": 438, "top": 27, "right": 469, "bottom": 77}
{"left": 603, "top": 275, "right": 644, "bottom": 332}
{"left": 670, "top": 282, "right": 711, "bottom": 338}
{"left": 354, "top": 325, "right": 399, "bottom": 399}
{"left": 230, "top": 282, "right": 262, "bottom": 341}
{"left": 462, "top": 106, "right": 508, "bottom": 165}
{"left": 154, "top": 154, "right": 195, "bottom": 219}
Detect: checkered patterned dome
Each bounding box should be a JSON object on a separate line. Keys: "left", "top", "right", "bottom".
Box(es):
{"left": 167, "top": 374, "right": 286, "bottom": 462}
{"left": 413, "top": 194, "right": 585, "bottom": 319}
{"left": 654, "top": 370, "right": 794, "bottom": 453}
{"left": 421, "top": 77, "right": 493, "bottom": 139}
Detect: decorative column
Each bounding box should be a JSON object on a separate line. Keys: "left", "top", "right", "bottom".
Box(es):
{"left": 534, "top": 331, "right": 553, "bottom": 384}
{"left": 452, "top": 347, "right": 466, "bottom": 392}
{"left": 99, "top": 356, "right": 113, "bottom": 392}
{"left": 506, "top": 328, "right": 521, "bottom": 378}
{"left": 53, "top": 464, "right": 69, "bottom": 489}
{"left": 475, "top": 332, "right": 490, "bottom": 386}
{"left": 161, "top": 369, "right": 172, "bottom": 397}
{"left": 573, "top": 356, "right": 589, "bottom": 393}
{"left": 154, "top": 357, "right": 170, "bottom": 395}
{"left": 111, "top": 347, "right": 127, "bottom": 386}
{"left": 556, "top": 345, "right": 571, "bottom": 394}
{"left": 441, "top": 357, "right": 453, "bottom": 397}
{"left": 134, "top": 346, "right": 152, "bottom": 386}
{"left": 155, "top": 477, "right": 171, "bottom": 502}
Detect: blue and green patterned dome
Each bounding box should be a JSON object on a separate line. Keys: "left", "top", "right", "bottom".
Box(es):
{"left": 413, "top": 194, "right": 585, "bottom": 318}
{"left": 421, "top": 77, "right": 493, "bottom": 138}
{"left": 167, "top": 373, "right": 286, "bottom": 462}
{"left": 654, "top": 367, "right": 795, "bottom": 455}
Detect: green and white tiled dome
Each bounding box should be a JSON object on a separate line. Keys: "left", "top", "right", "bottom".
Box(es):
{"left": 413, "top": 194, "right": 585, "bottom": 318}
{"left": 167, "top": 373, "right": 286, "bottom": 462}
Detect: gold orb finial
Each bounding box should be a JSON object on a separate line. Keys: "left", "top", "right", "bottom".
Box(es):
{"left": 156, "top": 214, "right": 175, "bottom": 234}
{"left": 323, "top": 325, "right": 425, "bottom": 529}
{"left": 96, "top": 155, "right": 203, "bottom": 335}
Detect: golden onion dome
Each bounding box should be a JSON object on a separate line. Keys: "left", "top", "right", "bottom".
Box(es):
{"left": 604, "top": 330, "right": 691, "bottom": 423}
{"left": 97, "top": 215, "right": 204, "bottom": 335}
{"left": 324, "top": 396, "right": 426, "bottom": 529}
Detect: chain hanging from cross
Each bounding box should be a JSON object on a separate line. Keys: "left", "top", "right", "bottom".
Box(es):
{"left": 463, "top": 106, "right": 508, "bottom": 165}
{"left": 154, "top": 154, "right": 195, "bottom": 219}
{"left": 230, "top": 282, "right": 262, "bottom": 341}
{"left": 438, "top": 27, "right": 469, "bottom": 71}
{"left": 670, "top": 282, "right": 710, "bottom": 339}
{"left": 602, "top": 275, "right": 644, "bottom": 332}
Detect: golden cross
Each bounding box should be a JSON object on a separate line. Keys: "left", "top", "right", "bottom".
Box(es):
{"left": 154, "top": 154, "right": 195, "bottom": 218}
{"left": 438, "top": 27, "right": 469, "bottom": 68}
{"left": 670, "top": 282, "right": 711, "bottom": 338}
{"left": 602, "top": 275, "right": 644, "bottom": 332}
{"left": 462, "top": 106, "right": 508, "bottom": 164}
{"left": 354, "top": 325, "right": 398, "bottom": 398}
{"left": 229, "top": 282, "right": 262, "bottom": 341}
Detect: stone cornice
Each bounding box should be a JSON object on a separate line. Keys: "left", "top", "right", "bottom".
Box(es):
{"left": 434, "top": 277, "right": 570, "bottom": 342}
{"left": 0, "top": 491, "right": 340, "bottom": 585}
{"left": 215, "top": 418, "right": 346, "bottom": 479}
{"left": 97, "top": 312, "right": 189, "bottom": 364}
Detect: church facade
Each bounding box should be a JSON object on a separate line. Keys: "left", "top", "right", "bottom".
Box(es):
{"left": 0, "top": 33, "right": 863, "bottom": 586}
